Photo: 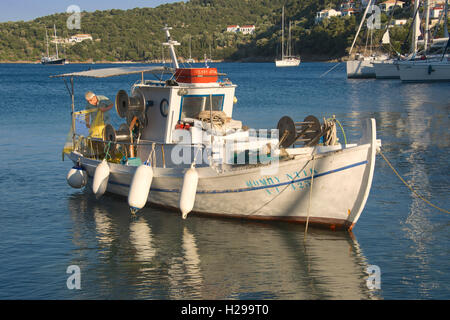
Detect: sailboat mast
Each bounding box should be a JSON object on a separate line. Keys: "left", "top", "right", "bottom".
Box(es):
{"left": 288, "top": 21, "right": 292, "bottom": 57}
{"left": 349, "top": 0, "right": 373, "bottom": 56}
{"left": 411, "top": 0, "right": 420, "bottom": 54}
{"left": 54, "top": 24, "right": 59, "bottom": 59}
{"left": 424, "top": 0, "right": 430, "bottom": 51}
{"left": 281, "top": 6, "right": 285, "bottom": 59}
{"left": 45, "top": 29, "right": 49, "bottom": 57}
{"left": 189, "top": 35, "right": 192, "bottom": 60}
{"left": 444, "top": 0, "right": 449, "bottom": 38}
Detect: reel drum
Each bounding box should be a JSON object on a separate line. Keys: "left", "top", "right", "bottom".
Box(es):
{"left": 115, "top": 89, "right": 147, "bottom": 127}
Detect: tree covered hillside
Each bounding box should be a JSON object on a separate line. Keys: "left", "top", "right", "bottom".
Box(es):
{"left": 0, "top": 0, "right": 447, "bottom": 62}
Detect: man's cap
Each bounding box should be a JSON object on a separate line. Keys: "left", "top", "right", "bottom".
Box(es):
{"left": 85, "top": 91, "right": 96, "bottom": 100}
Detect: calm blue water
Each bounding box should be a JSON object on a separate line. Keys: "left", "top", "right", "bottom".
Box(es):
{"left": 0, "top": 62, "right": 448, "bottom": 299}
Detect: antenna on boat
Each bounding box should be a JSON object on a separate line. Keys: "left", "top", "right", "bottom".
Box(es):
{"left": 162, "top": 25, "right": 180, "bottom": 69}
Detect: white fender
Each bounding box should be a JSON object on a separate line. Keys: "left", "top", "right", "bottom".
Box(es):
{"left": 92, "top": 159, "right": 110, "bottom": 199}
{"left": 66, "top": 166, "right": 88, "bottom": 189}
{"left": 128, "top": 162, "right": 154, "bottom": 212}
{"left": 180, "top": 165, "right": 199, "bottom": 219}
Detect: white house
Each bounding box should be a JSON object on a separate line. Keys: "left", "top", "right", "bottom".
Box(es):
{"left": 389, "top": 19, "right": 408, "bottom": 27}
{"left": 340, "top": 0, "right": 357, "bottom": 11}
{"left": 68, "top": 34, "right": 93, "bottom": 43}
{"left": 226, "top": 25, "right": 240, "bottom": 33}
{"left": 240, "top": 25, "right": 256, "bottom": 35}
{"left": 380, "top": 0, "right": 405, "bottom": 12}
{"left": 315, "top": 9, "right": 342, "bottom": 23}
{"left": 430, "top": 5, "right": 444, "bottom": 19}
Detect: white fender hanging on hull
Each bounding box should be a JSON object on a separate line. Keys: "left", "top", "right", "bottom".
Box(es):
{"left": 128, "top": 162, "right": 154, "bottom": 213}
{"left": 92, "top": 159, "right": 110, "bottom": 199}
{"left": 66, "top": 165, "right": 88, "bottom": 189}
{"left": 179, "top": 165, "right": 199, "bottom": 219}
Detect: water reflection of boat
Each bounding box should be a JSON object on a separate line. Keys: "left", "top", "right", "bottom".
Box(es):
{"left": 66, "top": 193, "right": 379, "bottom": 299}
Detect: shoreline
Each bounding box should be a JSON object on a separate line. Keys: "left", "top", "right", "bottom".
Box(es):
{"left": 0, "top": 56, "right": 345, "bottom": 64}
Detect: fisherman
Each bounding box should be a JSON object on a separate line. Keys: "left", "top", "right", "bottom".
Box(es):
{"left": 84, "top": 91, "right": 113, "bottom": 129}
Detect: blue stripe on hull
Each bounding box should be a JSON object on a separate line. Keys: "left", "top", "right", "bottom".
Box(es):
{"left": 106, "top": 160, "right": 368, "bottom": 194}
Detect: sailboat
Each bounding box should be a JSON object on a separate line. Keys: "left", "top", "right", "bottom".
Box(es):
{"left": 398, "top": 0, "right": 450, "bottom": 81}
{"left": 346, "top": 0, "right": 388, "bottom": 78}
{"left": 41, "top": 25, "right": 66, "bottom": 65}
{"left": 275, "top": 7, "right": 301, "bottom": 67}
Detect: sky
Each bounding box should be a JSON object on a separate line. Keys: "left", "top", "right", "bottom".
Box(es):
{"left": 0, "top": 0, "right": 181, "bottom": 22}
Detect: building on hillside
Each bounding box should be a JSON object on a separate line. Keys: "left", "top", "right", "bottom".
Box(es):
{"left": 342, "top": 8, "right": 357, "bottom": 16}
{"left": 68, "top": 34, "right": 93, "bottom": 43}
{"left": 379, "top": 0, "right": 405, "bottom": 12}
{"left": 430, "top": 5, "right": 444, "bottom": 19}
{"left": 315, "top": 9, "right": 342, "bottom": 23}
{"left": 340, "top": 0, "right": 357, "bottom": 11}
{"left": 226, "top": 25, "right": 240, "bottom": 33}
{"left": 240, "top": 25, "right": 256, "bottom": 35}
{"left": 389, "top": 19, "right": 408, "bottom": 27}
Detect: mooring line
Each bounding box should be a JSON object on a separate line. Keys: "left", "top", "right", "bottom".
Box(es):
{"left": 379, "top": 149, "right": 449, "bottom": 214}
{"left": 319, "top": 62, "right": 342, "bottom": 78}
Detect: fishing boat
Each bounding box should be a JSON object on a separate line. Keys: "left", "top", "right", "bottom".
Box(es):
{"left": 41, "top": 25, "right": 66, "bottom": 65}
{"left": 56, "top": 26, "right": 380, "bottom": 231}
{"left": 275, "top": 7, "right": 301, "bottom": 67}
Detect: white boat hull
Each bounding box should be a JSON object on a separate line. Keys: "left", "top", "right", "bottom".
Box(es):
{"left": 373, "top": 61, "right": 400, "bottom": 79}
{"left": 68, "top": 119, "right": 378, "bottom": 231}
{"left": 399, "top": 61, "right": 450, "bottom": 82}
{"left": 275, "top": 58, "right": 301, "bottom": 67}
{"left": 346, "top": 60, "right": 376, "bottom": 78}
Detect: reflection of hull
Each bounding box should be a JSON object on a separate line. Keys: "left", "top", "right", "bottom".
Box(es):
{"left": 346, "top": 60, "right": 376, "bottom": 78}
{"left": 67, "top": 192, "right": 376, "bottom": 299}
{"left": 68, "top": 119, "right": 377, "bottom": 231}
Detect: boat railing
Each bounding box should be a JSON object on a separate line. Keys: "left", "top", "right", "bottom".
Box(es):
{"left": 70, "top": 134, "right": 207, "bottom": 168}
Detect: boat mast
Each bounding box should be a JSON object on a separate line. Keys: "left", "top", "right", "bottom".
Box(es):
{"left": 288, "top": 20, "right": 292, "bottom": 57}
{"left": 189, "top": 35, "right": 192, "bottom": 60}
{"left": 444, "top": 0, "right": 449, "bottom": 38}
{"left": 349, "top": 0, "right": 373, "bottom": 56}
{"left": 281, "top": 6, "right": 285, "bottom": 59}
{"left": 54, "top": 24, "right": 59, "bottom": 59}
{"left": 411, "top": 0, "right": 420, "bottom": 54}
{"left": 162, "top": 25, "right": 180, "bottom": 69}
{"left": 45, "top": 28, "right": 50, "bottom": 58}
{"left": 424, "top": 0, "right": 430, "bottom": 51}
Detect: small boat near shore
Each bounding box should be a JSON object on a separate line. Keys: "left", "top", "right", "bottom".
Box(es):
{"left": 55, "top": 26, "right": 380, "bottom": 231}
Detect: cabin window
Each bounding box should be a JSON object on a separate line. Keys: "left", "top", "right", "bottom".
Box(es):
{"left": 180, "top": 95, "right": 224, "bottom": 120}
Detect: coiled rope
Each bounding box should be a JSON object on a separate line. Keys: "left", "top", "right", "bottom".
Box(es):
{"left": 379, "top": 149, "right": 449, "bottom": 214}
